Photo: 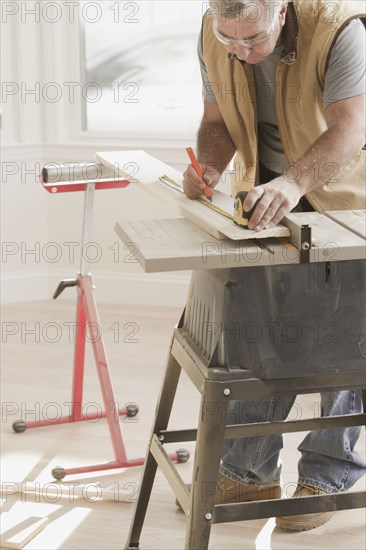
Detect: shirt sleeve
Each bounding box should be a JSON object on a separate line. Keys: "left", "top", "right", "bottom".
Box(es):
{"left": 197, "top": 30, "right": 218, "bottom": 105}
{"left": 324, "top": 19, "right": 366, "bottom": 106}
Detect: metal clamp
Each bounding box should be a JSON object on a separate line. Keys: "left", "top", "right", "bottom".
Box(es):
{"left": 282, "top": 215, "right": 312, "bottom": 263}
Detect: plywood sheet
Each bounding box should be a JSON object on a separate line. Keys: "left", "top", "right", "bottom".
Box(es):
{"left": 97, "top": 150, "right": 290, "bottom": 241}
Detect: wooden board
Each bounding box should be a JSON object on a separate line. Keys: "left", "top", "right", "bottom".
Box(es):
{"left": 0, "top": 513, "right": 49, "bottom": 549}
{"left": 97, "top": 150, "right": 290, "bottom": 241}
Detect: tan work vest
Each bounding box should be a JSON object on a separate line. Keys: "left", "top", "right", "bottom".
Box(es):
{"left": 202, "top": 0, "right": 366, "bottom": 211}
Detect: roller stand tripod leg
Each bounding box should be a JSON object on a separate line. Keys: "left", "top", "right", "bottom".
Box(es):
{"left": 12, "top": 277, "right": 134, "bottom": 432}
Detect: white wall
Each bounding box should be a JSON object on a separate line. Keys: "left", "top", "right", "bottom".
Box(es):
{"left": 1, "top": 2, "right": 198, "bottom": 307}
{"left": 1, "top": 152, "right": 51, "bottom": 302}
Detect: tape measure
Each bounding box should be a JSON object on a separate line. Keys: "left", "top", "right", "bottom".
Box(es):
{"left": 233, "top": 191, "right": 256, "bottom": 229}
{"left": 197, "top": 198, "right": 234, "bottom": 220}
{"left": 159, "top": 176, "right": 256, "bottom": 226}
{"left": 159, "top": 175, "right": 184, "bottom": 192}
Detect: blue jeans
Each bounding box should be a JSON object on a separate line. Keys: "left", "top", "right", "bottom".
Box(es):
{"left": 220, "top": 390, "right": 366, "bottom": 493}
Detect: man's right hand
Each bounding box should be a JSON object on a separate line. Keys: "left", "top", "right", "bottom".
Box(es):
{"left": 182, "top": 163, "right": 221, "bottom": 199}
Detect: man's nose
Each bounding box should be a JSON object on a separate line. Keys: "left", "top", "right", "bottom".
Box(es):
{"left": 229, "top": 43, "right": 252, "bottom": 60}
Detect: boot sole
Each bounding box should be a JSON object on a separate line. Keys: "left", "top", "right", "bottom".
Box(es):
{"left": 276, "top": 512, "right": 334, "bottom": 531}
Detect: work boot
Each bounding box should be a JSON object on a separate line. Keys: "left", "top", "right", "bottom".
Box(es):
{"left": 276, "top": 483, "right": 334, "bottom": 531}
{"left": 176, "top": 472, "right": 282, "bottom": 510}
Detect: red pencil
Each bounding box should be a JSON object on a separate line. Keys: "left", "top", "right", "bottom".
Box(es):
{"left": 186, "top": 147, "right": 213, "bottom": 201}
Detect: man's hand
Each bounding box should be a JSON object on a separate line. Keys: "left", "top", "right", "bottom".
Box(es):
{"left": 244, "top": 177, "right": 303, "bottom": 231}
{"left": 244, "top": 95, "right": 365, "bottom": 231}
{"left": 183, "top": 101, "right": 235, "bottom": 199}
{"left": 183, "top": 163, "right": 221, "bottom": 199}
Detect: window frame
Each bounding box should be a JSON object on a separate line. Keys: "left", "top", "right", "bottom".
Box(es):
{"left": 70, "top": 2, "right": 204, "bottom": 147}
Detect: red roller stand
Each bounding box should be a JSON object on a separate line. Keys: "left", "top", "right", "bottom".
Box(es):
{"left": 12, "top": 164, "right": 189, "bottom": 479}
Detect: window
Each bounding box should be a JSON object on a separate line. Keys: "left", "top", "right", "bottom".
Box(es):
{"left": 80, "top": 1, "right": 205, "bottom": 138}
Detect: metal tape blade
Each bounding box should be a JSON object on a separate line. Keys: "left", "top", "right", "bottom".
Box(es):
{"left": 159, "top": 175, "right": 233, "bottom": 220}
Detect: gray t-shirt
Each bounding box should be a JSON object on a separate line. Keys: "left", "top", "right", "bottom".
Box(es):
{"left": 198, "top": 19, "right": 366, "bottom": 172}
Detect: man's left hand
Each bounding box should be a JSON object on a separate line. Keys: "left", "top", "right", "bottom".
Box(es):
{"left": 244, "top": 177, "right": 303, "bottom": 231}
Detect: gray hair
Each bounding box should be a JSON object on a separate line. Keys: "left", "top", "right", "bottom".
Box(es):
{"left": 209, "top": 0, "right": 284, "bottom": 20}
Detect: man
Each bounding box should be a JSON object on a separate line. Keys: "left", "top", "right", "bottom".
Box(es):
{"left": 182, "top": 0, "right": 366, "bottom": 531}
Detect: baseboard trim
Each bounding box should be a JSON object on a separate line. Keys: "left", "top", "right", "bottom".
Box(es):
{"left": 2, "top": 269, "right": 191, "bottom": 307}
{"left": 1, "top": 269, "right": 50, "bottom": 304}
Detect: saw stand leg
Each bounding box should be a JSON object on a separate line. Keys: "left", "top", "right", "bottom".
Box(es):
{"left": 12, "top": 180, "right": 189, "bottom": 479}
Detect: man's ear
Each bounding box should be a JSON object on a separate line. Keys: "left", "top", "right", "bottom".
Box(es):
{"left": 279, "top": 1, "right": 289, "bottom": 20}
{"left": 278, "top": 1, "right": 288, "bottom": 27}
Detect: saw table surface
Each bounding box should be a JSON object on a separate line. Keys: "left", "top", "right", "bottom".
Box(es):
{"left": 115, "top": 212, "right": 365, "bottom": 273}
{"left": 325, "top": 210, "right": 366, "bottom": 239}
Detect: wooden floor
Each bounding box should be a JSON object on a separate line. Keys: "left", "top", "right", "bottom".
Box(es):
{"left": 1, "top": 300, "right": 365, "bottom": 550}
